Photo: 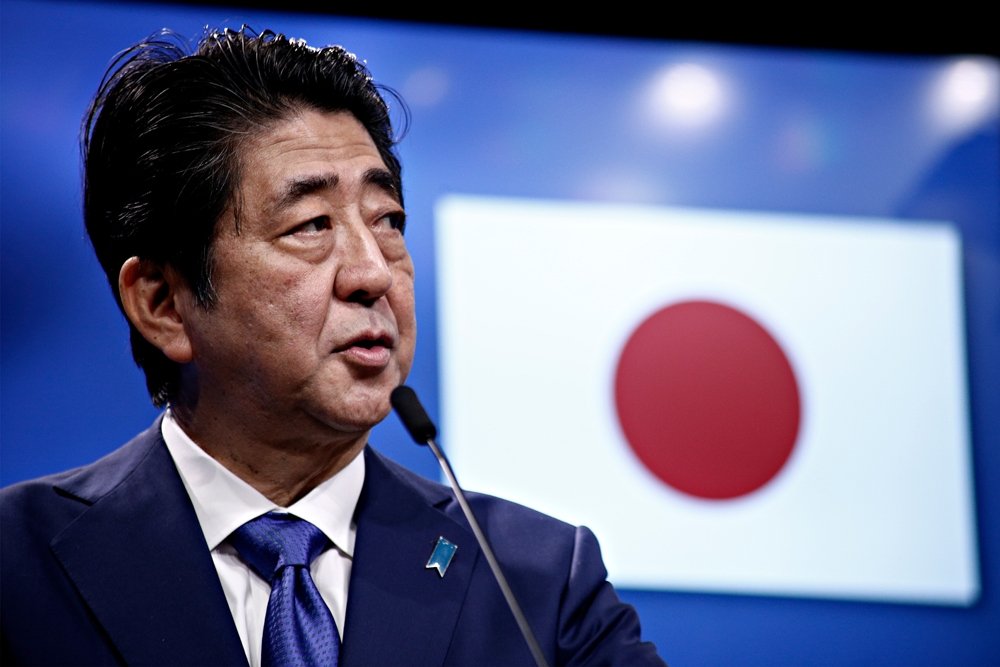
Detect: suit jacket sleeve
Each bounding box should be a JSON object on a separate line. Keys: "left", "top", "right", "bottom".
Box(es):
{"left": 556, "top": 525, "right": 665, "bottom": 666}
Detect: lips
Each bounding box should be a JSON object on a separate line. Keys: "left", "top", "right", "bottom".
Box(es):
{"left": 333, "top": 329, "right": 396, "bottom": 367}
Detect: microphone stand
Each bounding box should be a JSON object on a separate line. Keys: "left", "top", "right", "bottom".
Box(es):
{"left": 391, "top": 386, "right": 550, "bottom": 667}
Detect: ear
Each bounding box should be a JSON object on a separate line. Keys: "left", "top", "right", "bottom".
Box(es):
{"left": 118, "top": 257, "right": 195, "bottom": 364}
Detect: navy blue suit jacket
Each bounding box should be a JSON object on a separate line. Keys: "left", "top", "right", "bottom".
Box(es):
{"left": 1, "top": 419, "right": 664, "bottom": 665}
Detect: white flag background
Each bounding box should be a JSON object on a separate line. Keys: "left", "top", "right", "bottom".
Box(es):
{"left": 435, "top": 194, "right": 978, "bottom": 606}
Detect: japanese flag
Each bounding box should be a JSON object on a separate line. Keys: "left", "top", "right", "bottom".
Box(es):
{"left": 435, "top": 194, "right": 978, "bottom": 606}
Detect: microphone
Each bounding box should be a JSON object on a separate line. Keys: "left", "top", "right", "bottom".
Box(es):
{"left": 390, "top": 386, "right": 550, "bottom": 667}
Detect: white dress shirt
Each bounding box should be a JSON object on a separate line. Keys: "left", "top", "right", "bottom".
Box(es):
{"left": 161, "top": 410, "right": 363, "bottom": 667}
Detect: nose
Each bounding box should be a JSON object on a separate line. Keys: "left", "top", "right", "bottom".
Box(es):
{"left": 334, "top": 223, "right": 393, "bottom": 305}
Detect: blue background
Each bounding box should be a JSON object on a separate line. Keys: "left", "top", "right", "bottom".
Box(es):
{"left": 2, "top": 1, "right": 998, "bottom": 664}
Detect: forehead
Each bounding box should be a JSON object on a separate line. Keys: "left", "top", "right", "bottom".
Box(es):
{"left": 235, "top": 108, "right": 391, "bottom": 207}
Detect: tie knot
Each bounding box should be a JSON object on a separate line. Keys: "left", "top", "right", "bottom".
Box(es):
{"left": 230, "top": 512, "right": 329, "bottom": 583}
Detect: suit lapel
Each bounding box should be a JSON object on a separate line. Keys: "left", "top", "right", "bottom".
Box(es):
{"left": 341, "top": 448, "right": 479, "bottom": 666}
{"left": 50, "top": 422, "right": 247, "bottom": 666}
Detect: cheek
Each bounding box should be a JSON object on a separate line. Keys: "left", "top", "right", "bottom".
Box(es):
{"left": 275, "top": 280, "right": 334, "bottom": 333}
{"left": 392, "top": 273, "right": 417, "bottom": 369}
{"left": 231, "top": 265, "right": 332, "bottom": 338}
{"left": 392, "top": 264, "right": 416, "bottom": 325}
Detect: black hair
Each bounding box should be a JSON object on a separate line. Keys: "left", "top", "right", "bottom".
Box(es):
{"left": 82, "top": 26, "right": 406, "bottom": 406}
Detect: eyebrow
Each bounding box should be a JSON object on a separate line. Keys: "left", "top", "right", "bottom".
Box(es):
{"left": 363, "top": 168, "right": 402, "bottom": 205}
{"left": 273, "top": 168, "right": 401, "bottom": 212}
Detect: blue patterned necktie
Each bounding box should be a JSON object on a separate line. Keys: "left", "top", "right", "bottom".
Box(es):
{"left": 231, "top": 512, "right": 341, "bottom": 667}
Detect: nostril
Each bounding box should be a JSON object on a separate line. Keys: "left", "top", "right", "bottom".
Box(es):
{"left": 348, "top": 289, "right": 380, "bottom": 307}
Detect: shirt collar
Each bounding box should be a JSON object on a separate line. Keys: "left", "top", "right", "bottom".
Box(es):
{"left": 161, "top": 409, "right": 363, "bottom": 557}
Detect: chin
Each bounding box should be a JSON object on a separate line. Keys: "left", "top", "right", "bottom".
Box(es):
{"left": 315, "top": 364, "right": 408, "bottom": 432}
{"left": 325, "top": 391, "right": 394, "bottom": 433}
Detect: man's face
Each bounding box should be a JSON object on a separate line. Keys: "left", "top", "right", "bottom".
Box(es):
{"left": 178, "top": 108, "right": 415, "bottom": 440}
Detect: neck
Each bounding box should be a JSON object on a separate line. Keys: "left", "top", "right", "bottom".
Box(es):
{"left": 170, "top": 403, "right": 368, "bottom": 507}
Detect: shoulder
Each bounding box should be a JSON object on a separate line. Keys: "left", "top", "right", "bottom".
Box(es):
{"left": 363, "top": 444, "right": 583, "bottom": 602}
{"left": 1, "top": 418, "right": 165, "bottom": 540}
{"left": 364, "top": 447, "right": 666, "bottom": 665}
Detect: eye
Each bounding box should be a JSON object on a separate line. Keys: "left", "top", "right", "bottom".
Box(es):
{"left": 288, "top": 216, "right": 331, "bottom": 235}
{"left": 377, "top": 211, "right": 407, "bottom": 235}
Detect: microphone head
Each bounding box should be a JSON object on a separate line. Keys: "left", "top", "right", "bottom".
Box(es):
{"left": 390, "top": 385, "right": 438, "bottom": 444}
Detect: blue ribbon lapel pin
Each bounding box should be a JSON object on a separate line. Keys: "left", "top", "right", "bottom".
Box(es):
{"left": 426, "top": 536, "right": 458, "bottom": 578}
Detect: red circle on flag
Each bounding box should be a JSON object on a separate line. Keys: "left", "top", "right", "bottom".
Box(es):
{"left": 614, "top": 300, "right": 801, "bottom": 500}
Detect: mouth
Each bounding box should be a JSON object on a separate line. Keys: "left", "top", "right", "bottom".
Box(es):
{"left": 334, "top": 330, "right": 396, "bottom": 367}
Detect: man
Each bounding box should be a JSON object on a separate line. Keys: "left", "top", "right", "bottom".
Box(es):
{"left": 1, "top": 27, "right": 665, "bottom": 666}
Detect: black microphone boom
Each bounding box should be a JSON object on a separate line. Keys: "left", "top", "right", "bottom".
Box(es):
{"left": 389, "top": 385, "right": 550, "bottom": 667}
{"left": 390, "top": 385, "right": 437, "bottom": 442}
